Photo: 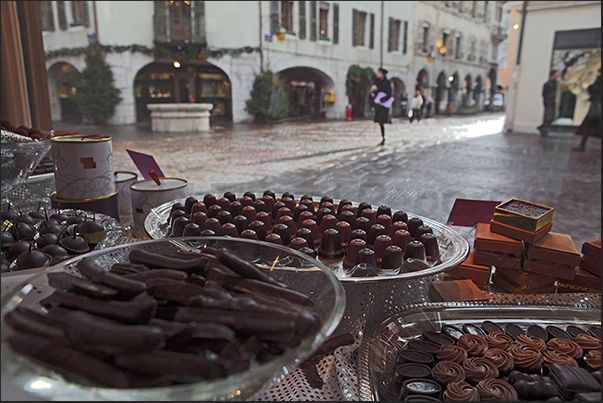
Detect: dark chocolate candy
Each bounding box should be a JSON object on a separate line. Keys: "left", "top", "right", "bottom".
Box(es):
{"left": 400, "top": 378, "right": 442, "bottom": 400}
{"left": 481, "top": 320, "right": 504, "bottom": 335}
{"left": 575, "top": 392, "right": 602, "bottom": 401}
{"left": 441, "top": 324, "right": 464, "bottom": 341}
{"left": 527, "top": 324, "right": 548, "bottom": 340}
{"left": 422, "top": 330, "right": 456, "bottom": 346}
{"left": 548, "top": 364, "right": 601, "bottom": 400}
{"left": 397, "top": 349, "right": 435, "bottom": 366}
{"left": 504, "top": 323, "right": 525, "bottom": 340}
{"left": 395, "top": 363, "right": 432, "bottom": 386}
{"left": 406, "top": 339, "right": 441, "bottom": 355}
{"left": 546, "top": 325, "right": 572, "bottom": 340}
{"left": 462, "top": 323, "right": 486, "bottom": 338}
{"left": 588, "top": 326, "right": 601, "bottom": 340}
{"left": 566, "top": 325, "right": 588, "bottom": 338}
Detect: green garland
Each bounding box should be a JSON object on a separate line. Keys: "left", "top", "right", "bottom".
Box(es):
{"left": 45, "top": 44, "right": 260, "bottom": 63}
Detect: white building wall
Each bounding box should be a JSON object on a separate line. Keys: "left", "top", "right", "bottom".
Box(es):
{"left": 95, "top": 1, "right": 155, "bottom": 47}
{"left": 506, "top": 1, "right": 601, "bottom": 133}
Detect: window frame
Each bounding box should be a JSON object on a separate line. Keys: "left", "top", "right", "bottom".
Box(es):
{"left": 318, "top": 2, "right": 329, "bottom": 41}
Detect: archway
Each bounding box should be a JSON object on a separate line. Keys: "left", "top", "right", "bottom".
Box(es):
{"left": 448, "top": 72, "right": 460, "bottom": 112}
{"left": 463, "top": 74, "right": 473, "bottom": 106}
{"left": 133, "top": 61, "right": 232, "bottom": 122}
{"left": 435, "top": 72, "right": 448, "bottom": 115}
{"left": 473, "top": 76, "right": 483, "bottom": 107}
{"left": 391, "top": 77, "right": 407, "bottom": 118}
{"left": 277, "top": 66, "right": 334, "bottom": 118}
{"left": 47, "top": 62, "right": 81, "bottom": 122}
{"left": 416, "top": 69, "right": 429, "bottom": 94}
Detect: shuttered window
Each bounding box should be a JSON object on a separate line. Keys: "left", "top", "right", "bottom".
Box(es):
{"left": 309, "top": 1, "right": 317, "bottom": 41}
{"left": 57, "top": 1, "right": 67, "bottom": 30}
{"left": 369, "top": 12, "right": 374, "bottom": 49}
{"left": 299, "top": 1, "right": 306, "bottom": 39}
{"left": 40, "top": 1, "right": 55, "bottom": 31}
{"left": 333, "top": 3, "right": 338, "bottom": 44}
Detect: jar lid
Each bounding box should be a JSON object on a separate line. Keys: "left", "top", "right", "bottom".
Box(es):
{"left": 114, "top": 171, "right": 138, "bottom": 183}
{"left": 51, "top": 134, "right": 112, "bottom": 143}
{"left": 130, "top": 177, "right": 188, "bottom": 192}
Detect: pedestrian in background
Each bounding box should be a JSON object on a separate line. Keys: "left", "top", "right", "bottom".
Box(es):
{"left": 371, "top": 67, "right": 394, "bottom": 145}
{"left": 409, "top": 89, "right": 423, "bottom": 123}
{"left": 423, "top": 95, "right": 434, "bottom": 118}
{"left": 573, "top": 67, "right": 601, "bottom": 151}
{"left": 537, "top": 69, "right": 561, "bottom": 137}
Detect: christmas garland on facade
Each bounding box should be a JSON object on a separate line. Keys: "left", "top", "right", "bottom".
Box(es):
{"left": 45, "top": 44, "right": 260, "bottom": 63}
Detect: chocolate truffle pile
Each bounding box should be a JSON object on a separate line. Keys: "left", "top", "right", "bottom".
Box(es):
{"left": 4, "top": 246, "right": 322, "bottom": 389}
{"left": 165, "top": 191, "right": 440, "bottom": 277}
{"left": 1, "top": 204, "right": 110, "bottom": 273}
{"left": 392, "top": 320, "right": 601, "bottom": 400}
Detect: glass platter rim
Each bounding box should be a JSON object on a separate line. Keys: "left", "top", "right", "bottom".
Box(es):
{"left": 355, "top": 300, "right": 602, "bottom": 402}
{"left": 144, "top": 194, "right": 470, "bottom": 284}
{"left": 1, "top": 208, "right": 124, "bottom": 278}
{"left": 0, "top": 235, "right": 347, "bottom": 401}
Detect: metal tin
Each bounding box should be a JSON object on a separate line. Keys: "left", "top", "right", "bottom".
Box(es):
{"left": 130, "top": 177, "right": 188, "bottom": 239}
{"left": 50, "top": 190, "right": 119, "bottom": 219}
{"left": 51, "top": 134, "right": 115, "bottom": 200}
{"left": 494, "top": 198, "right": 554, "bottom": 232}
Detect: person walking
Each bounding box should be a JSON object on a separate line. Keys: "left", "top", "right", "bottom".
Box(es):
{"left": 573, "top": 68, "right": 601, "bottom": 151}
{"left": 537, "top": 69, "right": 561, "bottom": 137}
{"left": 409, "top": 90, "right": 424, "bottom": 123}
{"left": 371, "top": 67, "right": 394, "bottom": 145}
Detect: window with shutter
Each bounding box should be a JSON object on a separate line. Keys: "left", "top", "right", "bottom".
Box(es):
{"left": 319, "top": 2, "right": 329, "bottom": 40}
{"left": 352, "top": 9, "right": 358, "bottom": 47}
{"left": 40, "top": 1, "right": 55, "bottom": 31}
{"left": 270, "top": 1, "right": 279, "bottom": 34}
{"left": 310, "top": 1, "right": 317, "bottom": 41}
{"left": 193, "top": 1, "right": 206, "bottom": 45}
{"left": 403, "top": 21, "right": 408, "bottom": 54}
{"left": 282, "top": 1, "right": 294, "bottom": 32}
{"left": 369, "top": 12, "right": 374, "bottom": 49}
{"left": 57, "top": 1, "right": 67, "bottom": 30}
{"left": 299, "top": 1, "right": 306, "bottom": 39}
{"left": 71, "top": 1, "right": 86, "bottom": 26}
{"left": 154, "top": 1, "right": 168, "bottom": 43}
{"left": 388, "top": 17, "right": 393, "bottom": 52}
{"left": 333, "top": 3, "right": 338, "bottom": 44}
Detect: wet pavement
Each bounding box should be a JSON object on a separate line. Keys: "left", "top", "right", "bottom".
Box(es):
{"left": 54, "top": 112, "right": 601, "bottom": 249}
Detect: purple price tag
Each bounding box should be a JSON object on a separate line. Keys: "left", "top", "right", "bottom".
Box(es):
{"left": 446, "top": 199, "right": 501, "bottom": 227}
{"left": 126, "top": 149, "right": 165, "bottom": 180}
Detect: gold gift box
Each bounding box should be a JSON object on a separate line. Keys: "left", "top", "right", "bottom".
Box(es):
{"left": 493, "top": 198, "right": 554, "bottom": 232}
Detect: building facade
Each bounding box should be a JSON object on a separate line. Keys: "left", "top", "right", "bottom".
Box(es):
{"left": 504, "top": 1, "right": 601, "bottom": 134}
{"left": 40, "top": 1, "right": 506, "bottom": 125}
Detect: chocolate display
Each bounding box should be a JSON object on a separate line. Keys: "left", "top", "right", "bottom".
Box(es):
{"left": 473, "top": 222, "right": 523, "bottom": 269}
{"left": 1, "top": 206, "right": 119, "bottom": 272}
{"left": 4, "top": 247, "right": 323, "bottom": 388}
{"left": 161, "top": 192, "right": 443, "bottom": 278}
{"left": 386, "top": 319, "right": 602, "bottom": 401}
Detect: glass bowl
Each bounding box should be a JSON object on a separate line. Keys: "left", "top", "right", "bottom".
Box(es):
{"left": 1, "top": 139, "right": 52, "bottom": 197}
{"left": 0, "top": 236, "right": 346, "bottom": 401}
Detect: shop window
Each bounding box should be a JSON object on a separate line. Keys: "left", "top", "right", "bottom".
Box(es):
{"left": 70, "top": 1, "right": 89, "bottom": 27}
{"left": 40, "top": 1, "right": 55, "bottom": 31}
{"left": 319, "top": 2, "right": 329, "bottom": 40}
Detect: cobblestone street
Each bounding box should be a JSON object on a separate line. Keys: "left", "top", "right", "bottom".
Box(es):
{"left": 56, "top": 112, "right": 601, "bottom": 248}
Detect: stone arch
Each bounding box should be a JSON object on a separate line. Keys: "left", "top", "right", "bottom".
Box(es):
{"left": 133, "top": 60, "right": 232, "bottom": 122}
{"left": 391, "top": 77, "right": 407, "bottom": 118}
{"left": 47, "top": 62, "right": 81, "bottom": 122}
{"left": 435, "top": 71, "right": 448, "bottom": 115}
{"left": 276, "top": 66, "right": 335, "bottom": 118}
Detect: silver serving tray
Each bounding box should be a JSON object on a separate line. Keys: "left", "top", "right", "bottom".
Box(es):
{"left": 356, "top": 300, "right": 602, "bottom": 401}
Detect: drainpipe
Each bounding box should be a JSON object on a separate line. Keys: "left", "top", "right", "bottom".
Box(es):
{"left": 259, "top": 1, "right": 264, "bottom": 72}
{"left": 92, "top": 1, "right": 99, "bottom": 41}
{"left": 379, "top": 1, "right": 384, "bottom": 67}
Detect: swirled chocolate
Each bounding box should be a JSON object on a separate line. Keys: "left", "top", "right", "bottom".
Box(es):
{"left": 443, "top": 381, "right": 480, "bottom": 401}
{"left": 509, "top": 344, "right": 544, "bottom": 372}
{"left": 457, "top": 334, "right": 488, "bottom": 356}
{"left": 584, "top": 349, "right": 601, "bottom": 371}
{"left": 547, "top": 338, "right": 583, "bottom": 359}
{"left": 432, "top": 360, "right": 466, "bottom": 385}
{"left": 485, "top": 332, "right": 514, "bottom": 351}
{"left": 462, "top": 357, "right": 499, "bottom": 383}
{"left": 483, "top": 348, "right": 514, "bottom": 374}
{"left": 542, "top": 349, "right": 578, "bottom": 368}
{"left": 476, "top": 378, "right": 518, "bottom": 401}
{"left": 515, "top": 333, "right": 547, "bottom": 353}
{"left": 572, "top": 333, "right": 601, "bottom": 352}
{"left": 436, "top": 344, "right": 468, "bottom": 364}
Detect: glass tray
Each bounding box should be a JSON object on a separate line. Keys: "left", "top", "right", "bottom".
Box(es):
{"left": 144, "top": 194, "right": 470, "bottom": 284}
{"left": 356, "top": 299, "right": 602, "bottom": 401}
{"left": 2, "top": 208, "right": 124, "bottom": 276}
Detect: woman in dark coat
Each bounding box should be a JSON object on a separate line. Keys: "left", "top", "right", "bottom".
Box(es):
{"left": 371, "top": 67, "right": 393, "bottom": 145}
{"left": 573, "top": 67, "right": 601, "bottom": 151}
